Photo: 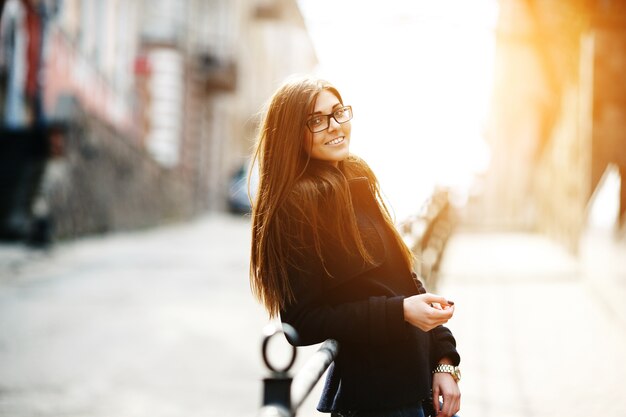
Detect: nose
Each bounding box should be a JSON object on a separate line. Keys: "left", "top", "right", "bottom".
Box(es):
{"left": 328, "top": 117, "right": 340, "bottom": 132}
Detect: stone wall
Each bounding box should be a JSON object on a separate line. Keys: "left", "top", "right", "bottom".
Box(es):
{"left": 471, "top": 0, "right": 626, "bottom": 251}
{"left": 590, "top": 28, "right": 626, "bottom": 226}
{"left": 533, "top": 86, "right": 588, "bottom": 253}
{"left": 533, "top": 21, "right": 626, "bottom": 251}
{"left": 41, "top": 99, "right": 194, "bottom": 240}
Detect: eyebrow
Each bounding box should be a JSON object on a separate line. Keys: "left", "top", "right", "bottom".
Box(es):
{"left": 309, "top": 103, "right": 343, "bottom": 115}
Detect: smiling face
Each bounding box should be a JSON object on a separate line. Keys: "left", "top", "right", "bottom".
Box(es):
{"left": 303, "top": 89, "right": 351, "bottom": 166}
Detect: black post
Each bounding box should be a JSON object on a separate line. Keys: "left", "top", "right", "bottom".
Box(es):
{"left": 258, "top": 324, "right": 340, "bottom": 417}
{"left": 259, "top": 323, "right": 298, "bottom": 417}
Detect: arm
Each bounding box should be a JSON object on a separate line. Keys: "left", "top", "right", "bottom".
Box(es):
{"left": 432, "top": 356, "right": 461, "bottom": 417}
{"left": 279, "top": 184, "right": 410, "bottom": 347}
{"left": 280, "top": 266, "right": 408, "bottom": 346}
{"left": 430, "top": 326, "right": 461, "bottom": 417}
{"left": 282, "top": 268, "right": 459, "bottom": 347}
{"left": 430, "top": 325, "right": 460, "bottom": 366}
{"left": 410, "top": 274, "right": 461, "bottom": 416}
{"left": 279, "top": 180, "right": 454, "bottom": 347}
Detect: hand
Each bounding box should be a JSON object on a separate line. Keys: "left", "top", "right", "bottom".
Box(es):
{"left": 403, "top": 293, "right": 454, "bottom": 332}
{"left": 432, "top": 365, "right": 461, "bottom": 417}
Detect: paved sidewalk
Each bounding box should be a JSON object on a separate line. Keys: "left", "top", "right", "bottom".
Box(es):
{"left": 1, "top": 217, "right": 624, "bottom": 417}
{"left": 0, "top": 214, "right": 270, "bottom": 417}
{"left": 437, "top": 230, "right": 626, "bottom": 417}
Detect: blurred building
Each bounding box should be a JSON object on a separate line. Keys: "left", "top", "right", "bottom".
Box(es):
{"left": 0, "top": 0, "right": 317, "bottom": 241}
{"left": 468, "top": 0, "right": 626, "bottom": 252}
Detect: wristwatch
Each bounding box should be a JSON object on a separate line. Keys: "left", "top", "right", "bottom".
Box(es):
{"left": 433, "top": 364, "right": 461, "bottom": 382}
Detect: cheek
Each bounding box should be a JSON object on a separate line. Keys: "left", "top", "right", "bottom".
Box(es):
{"left": 342, "top": 122, "right": 352, "bottom": 139}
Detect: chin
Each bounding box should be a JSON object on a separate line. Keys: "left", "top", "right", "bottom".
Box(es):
{"left": 336, "top": 150, "right": 350, "bottom": 162}
{"left": 312, "top": 148, "right": 350, "bottom": 165}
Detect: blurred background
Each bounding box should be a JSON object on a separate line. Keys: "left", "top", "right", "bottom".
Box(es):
{"left": 1, "top": 0, "right": 625, "bottom": 417}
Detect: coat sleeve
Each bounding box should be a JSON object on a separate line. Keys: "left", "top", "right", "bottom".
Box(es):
{"left": 430, "top": 325, "right": 461, "bottom": 367}
{"left": 278, "top": 175, "right": 414, "bottom": 347}
{"left": 413, "top": 274, "right": 461, "bottom": 367}
{"left": 278, "top": 186, "right": 410, "bottom": 347}
{"left": 280, "top": 262, "right": 408, "bottom": 347}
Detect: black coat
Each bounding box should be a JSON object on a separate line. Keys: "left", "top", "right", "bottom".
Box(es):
{"left": 280, "top": 176, "right": 460, "bottom": 412}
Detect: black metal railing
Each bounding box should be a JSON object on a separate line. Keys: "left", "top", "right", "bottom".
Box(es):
{"left": 398, "top": 188, "right": 454, "bottom": 291}
{"left": 258, "top": 324, "right": 339, "bottom": 417}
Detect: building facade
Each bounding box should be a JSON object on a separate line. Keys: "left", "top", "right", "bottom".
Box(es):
{"left": 0, "top": 0, "right": 317, "bottom": 241}
{"left": 470, "top": 0, "right": 626, "bottom": 251}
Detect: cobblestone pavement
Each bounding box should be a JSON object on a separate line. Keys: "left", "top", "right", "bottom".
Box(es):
{"left": 1, "top": 215, "right": 624, "bottom": 417}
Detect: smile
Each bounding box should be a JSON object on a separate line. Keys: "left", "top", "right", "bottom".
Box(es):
{"left": 324, "top": 136, "right": 345, "bottom": 146}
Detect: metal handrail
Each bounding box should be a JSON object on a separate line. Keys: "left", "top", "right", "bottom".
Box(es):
{"left": 291, "top": 339, "right": 339, "bottom": 411}
{"left": 398, "top": 188, "right": 453, "bottom": 289}
{"left": 258, "top": 324, "right": 339, "bottom": 417}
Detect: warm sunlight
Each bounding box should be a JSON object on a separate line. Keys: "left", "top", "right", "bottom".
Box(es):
{"left": 298, "top": 0, "right": 498, "bottom": 220}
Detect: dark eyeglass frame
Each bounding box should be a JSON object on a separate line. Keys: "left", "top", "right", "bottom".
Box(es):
{"left": 305, "top": 105, "right": 353, "bottom": 133}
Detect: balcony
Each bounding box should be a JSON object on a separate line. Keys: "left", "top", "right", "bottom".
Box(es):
{"left": 196, "top": 53, "right": 237, "bottom": 92}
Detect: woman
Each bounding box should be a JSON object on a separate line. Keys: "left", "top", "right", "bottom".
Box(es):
{"left": 250, "top": 75, "right": 461, "bottom": 417}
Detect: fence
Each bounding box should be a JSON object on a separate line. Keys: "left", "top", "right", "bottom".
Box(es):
{"left": 258, "top": 324, "right": 339, "bottom": 417}
{"left": 398, "top": 188, "right": 454, "bottom": 291}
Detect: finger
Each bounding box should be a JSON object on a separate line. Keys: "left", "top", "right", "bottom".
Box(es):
{"left": 452, "top": 397, "right": 460, "bottom": 417}
{"left": 428, "top": 317, "right": 450, "bottom": 329}
{"left": 449, "top": 394, "right": 461, "bottom": 417}
{"left": 442, "top": 305, "right": 455, "bottom": 319}
{"left": 430, "top": 306, "right": 454, "bottom": 321}
{"left": 425, "top": 294, "right": 453, "bottom": 307}
{"left": 443, "top": 390, "right": 460, "bottom": 417}
{"left": 438, "top": 300, "right": 455, "bottom": 309}
{"left": 441, "top": 395, "right": 453, "bottom": 417}
{"left": 432, "top": 387, "right": 440, "bottom": 415}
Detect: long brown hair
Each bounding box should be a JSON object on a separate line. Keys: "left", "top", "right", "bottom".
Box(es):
{"left": 249, "top": 75, "right": 414, "bottom": 317}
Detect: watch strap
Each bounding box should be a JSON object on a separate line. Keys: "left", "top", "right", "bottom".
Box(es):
{"left": 432, "top": 364, "right": 461, "bottom": 382}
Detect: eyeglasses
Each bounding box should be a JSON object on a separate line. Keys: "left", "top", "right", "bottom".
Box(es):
{"left": 305, "top": 106, "right": 353, "bottom": 133}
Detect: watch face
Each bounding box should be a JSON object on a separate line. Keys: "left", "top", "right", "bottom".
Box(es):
{"left": 454, "top": 368, "right": 461, "bottom": 381}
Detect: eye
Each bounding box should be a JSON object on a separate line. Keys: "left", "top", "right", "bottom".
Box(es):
{"left": 309, "top": 117, "right": 324, "bottom": 127}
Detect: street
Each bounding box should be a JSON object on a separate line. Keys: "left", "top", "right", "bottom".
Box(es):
{"left": 0, "top": 214, "right": 269, "bottom": 417}
{"left": 1, "top": 214, "right": 625, "bottom": 417}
